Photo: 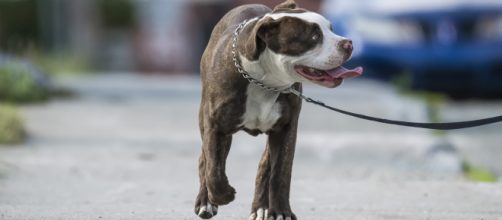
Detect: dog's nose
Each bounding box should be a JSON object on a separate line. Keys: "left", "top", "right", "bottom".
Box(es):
{"left": 338, "top": 39, "right": 353, "bottom": 54}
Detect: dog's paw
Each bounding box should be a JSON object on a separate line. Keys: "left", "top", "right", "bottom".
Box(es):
{"left": 266, "top": 210, "right": 296, "bottom": 220}
{"left": 249, "top": 208, "right": 268, "bottom": 220}
{"left": 195, "top": 203, "right": 218, "bottom": 219}
{"left": 207, "top": 182, "right": 236, "bottom": 205}
{"left": 249, "top": 208, "right": 296, "bottom": 220}
{"left": 266, "top": 215, "right": 296, "bottom": 220}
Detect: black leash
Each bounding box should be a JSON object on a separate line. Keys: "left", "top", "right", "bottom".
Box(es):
{"left": 291, "top": 90, "right": 502, "bottom": 130}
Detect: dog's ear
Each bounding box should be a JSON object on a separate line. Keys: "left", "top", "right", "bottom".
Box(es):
{"left": 241, "top": 17, "right": 281, "bottom": 60}
{"left": 274, "top": 0, "right": 297, "bottom": 11}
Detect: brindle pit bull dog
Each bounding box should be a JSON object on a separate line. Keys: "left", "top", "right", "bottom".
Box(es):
{"left": 195, "top": 1, "right": 363, "bottom": 219}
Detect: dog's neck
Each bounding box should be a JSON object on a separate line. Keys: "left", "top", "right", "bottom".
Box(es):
{"left": 239, "top": 51, "right": 297, "bottom": 91}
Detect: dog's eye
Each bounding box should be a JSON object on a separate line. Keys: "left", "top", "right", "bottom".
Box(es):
{"left": 312, "top": 33, "right": 320, "bottom": 41}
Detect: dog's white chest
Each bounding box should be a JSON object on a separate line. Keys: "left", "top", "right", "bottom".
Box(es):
{"left": 240, "top": 85, "right": 282, "bottom": 132}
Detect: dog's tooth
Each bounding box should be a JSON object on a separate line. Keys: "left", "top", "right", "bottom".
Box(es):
{"left": 276, "top": 215, "right": 284, "bottom": 220}
{"left": 309, "top": 68, "right": 315, "bottom": 72}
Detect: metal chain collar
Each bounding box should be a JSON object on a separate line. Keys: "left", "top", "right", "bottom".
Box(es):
{"left": 231, "top": 19, "right": 296, "bottom": 94}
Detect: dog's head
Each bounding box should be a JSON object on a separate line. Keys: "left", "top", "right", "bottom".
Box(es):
{"left": 241, "top": 0, "right": 363, "bottom": 88}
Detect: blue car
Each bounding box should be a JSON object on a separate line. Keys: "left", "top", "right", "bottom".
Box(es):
{"left": 322, "top": 0, "right": 502, "bottom": 97}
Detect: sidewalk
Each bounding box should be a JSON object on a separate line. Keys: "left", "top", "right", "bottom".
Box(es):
{"left": 0, "top": 74, "right": 501, "bottom": 220}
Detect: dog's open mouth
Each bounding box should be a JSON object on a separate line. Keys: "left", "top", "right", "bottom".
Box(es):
{"left": 294, "top": 65, "right": 363, "bottom": 88}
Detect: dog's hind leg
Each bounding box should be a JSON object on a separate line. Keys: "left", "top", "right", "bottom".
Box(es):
{"left": 249, "top": 145, "right": 271, "bottom": 220}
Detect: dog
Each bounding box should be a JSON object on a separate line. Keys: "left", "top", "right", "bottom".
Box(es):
{"left": 195, "top": 1, "right": 362, "bottom": 219}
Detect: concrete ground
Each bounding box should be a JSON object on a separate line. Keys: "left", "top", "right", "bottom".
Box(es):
{"left": 1, "top": 74, "right": 501, "bottom": 220}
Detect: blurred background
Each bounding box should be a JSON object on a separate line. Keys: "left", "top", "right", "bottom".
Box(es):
{"left": 0, "top": 0, "right": 323, "bottom": 73}
{"left": 1, "top": 0, "right": 502, "bottom": 219}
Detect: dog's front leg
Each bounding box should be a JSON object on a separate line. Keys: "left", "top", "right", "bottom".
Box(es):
{"left": 195, "top": 129, "right": 236, "bottom": 219}
{"left": 266, "top": 124, "right": 298, "bottom": 220}
{"left": 203, "top": 130, "right": 236, "bottom": 205}
{"left": 250, "top": 145, "right": 271, "bottom": 220}
{"left": 195, "top": 152, "right": 218, "bottom": 219}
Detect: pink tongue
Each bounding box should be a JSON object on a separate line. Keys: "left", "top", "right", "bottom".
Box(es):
{"left": 327, "top": 66, "right": 364, "bottom": 79}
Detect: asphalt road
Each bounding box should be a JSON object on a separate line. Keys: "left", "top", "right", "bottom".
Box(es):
{"left": 1, "top": 74, "right": 501, "bottom": 220}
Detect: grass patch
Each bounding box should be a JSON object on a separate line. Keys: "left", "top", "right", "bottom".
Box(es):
{"left": 0, "top": 104, "right": 26, "bottom": 144}
{"left": 462, "top": 162, "right": 497, "bottom": 182}
{"left": 0, "top": 63, "right": 49, "bottom": 103}
{"left": 32, "top": 52, "right": 90, "bottom": 76}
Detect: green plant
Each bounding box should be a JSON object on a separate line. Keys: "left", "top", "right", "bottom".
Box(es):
{"left": 33, "top": 52, "right": 90, "bottom": 75}
{"left": 0, "top": 104, "right": 25, "bottom": 144}
{"left": 0, "top": 63, "right": 49, "bottom": 103}
{"left": 462, "top": 162, "right": 497, "bottom": 182}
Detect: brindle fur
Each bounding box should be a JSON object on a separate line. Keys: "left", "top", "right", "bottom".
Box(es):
{"left": 196, "top": 1, "right": 317, "bottom": 219}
